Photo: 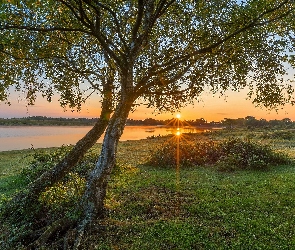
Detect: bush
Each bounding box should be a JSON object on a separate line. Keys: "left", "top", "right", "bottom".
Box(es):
{"left": 216, "top": 138, "right": 290, "bottom": 170}
{"left": 147, "top": 137, "right": 291, "bottom": 171}
{"left": 38, "top": 172, "right": 86, "bottom": 220}
{"left": 0, "top": 147, "right": 99, "bottom": 248}
{"left": 260, "top": 130, "right": 295, "bottom": 140}
{"left": 20, "top": 146, "right": 72, "bottom": 184}
{"left": 148, "top": 139, "right": 221, "bottom": 168}
{"left": 19, "top": 147, "right": 99, "bottom": 218}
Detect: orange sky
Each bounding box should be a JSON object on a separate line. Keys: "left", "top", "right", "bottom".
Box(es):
{"left": 1, "top": 89, "right": 294, "bottom": 122}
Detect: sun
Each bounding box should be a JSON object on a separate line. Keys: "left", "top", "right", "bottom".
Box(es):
{"left": 176, "top": 113, "right": 181, "bottom": 119}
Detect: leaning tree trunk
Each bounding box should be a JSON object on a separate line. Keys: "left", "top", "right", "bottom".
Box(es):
{"left": 6, "top": 61, "right": 116, "bottom": 213}
{"left": 6, "top": 98, "right": 112, "bottom": 221}
{"left": 74, "top": 98, "right": 133, "bottom": 248}
{"left": 27, "top": 111, "right": 110, "bottom": 199}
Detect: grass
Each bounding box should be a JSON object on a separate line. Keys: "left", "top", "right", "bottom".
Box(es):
{"left": 0, "top": 149, "right": 34, "bottom": 198}
{"left": 0, "top": 148, "right": 58, "bottom": 198}
{"left": 1, "top": 129, "right": 295, "bottom": 249}
{"left": 98, "top": 165, "right": 295, "bottom": 249}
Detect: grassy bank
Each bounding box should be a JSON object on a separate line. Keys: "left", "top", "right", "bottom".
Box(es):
{"left": 1, "top": 129, "right": 295, "bottom": 249}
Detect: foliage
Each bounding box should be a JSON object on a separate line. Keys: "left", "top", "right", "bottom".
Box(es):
{"left": 221, "top": 116, "right": 295, "bottom": 129}
{"left": 216, "top": 138, "right": 291, "bottom": 171}
{"left": 0, "top": 116, "right": 98, "bottom": 126}
{"left": 148, "top": 137, "right": 291, "bottom": 171}
{"left": 20, "top": 145, "right": 99, "bottom": 183}
{"left": 2, "top": 116, "right": 295, "bottom": 130}
{"left": 1, "top": 1, "right": 295, "bottom": 111}
{"left": 0, "top": 148, "right": 74, "bottom": 235}
{"left": 38, "top": 172, "right": 85, "bottom": 220}
{"left": 20, "top": 146, "right": 72, "bottom": 184}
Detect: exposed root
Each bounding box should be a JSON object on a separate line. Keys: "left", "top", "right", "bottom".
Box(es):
{"left": 31, "top": 218, "right": 75, "bottom": 248}
{"left": 73, "top": 217, "right": 107, "bottom": 250}
{"left": 63, "top": 228, "right": 78, "bottom": 249}
{"left": 73, "top": 221, "right": 87, "bottom": 250}
{"left": 73, "top": 207, "right": 108, "bottom": 249}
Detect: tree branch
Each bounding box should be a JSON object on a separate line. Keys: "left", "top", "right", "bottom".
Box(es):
{"left": 56, "top": 1, "right": 124, "bottom": 67}
{"left": 135, "top": 62, "right": 192, "bottom": 97}
{"left": 1, "top": 49, "right": 66, "bottom": 62}
{"left": 0, "top": 24, "right": 91, "bottom": 34}
{"left": 156, "top": 0, "right": 176, "bottom": 18}
{"left": 145, "top": 0, "right": 294, "bottom": 81}
{"left": 83, "top": 0, "right": 128, "bottom": 52}
{"left": 131, "top": 0, "right": 144, "bottom": 41}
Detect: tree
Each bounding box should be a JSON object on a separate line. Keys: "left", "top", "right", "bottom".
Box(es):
{"left": 1, "top": 0, "right": 295, "bottom": 248}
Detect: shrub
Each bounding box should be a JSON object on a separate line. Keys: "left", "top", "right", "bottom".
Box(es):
{"left": 260, "top": 130, "right": 295, "bottom": 140}
{"left": 0, "top": 146, "right": 99, "bottom": 248}
{"left": 216, "top": 138, "right": 290, "bottom": 170}
{"left": 147, "top": 139, "right": 221, "bottom": 168}
{"left": 38, "top": 172, "right": 86, "bottom": 221}
{"left": 19, "top": 147, "right": 99, "bottom": 217}
{"left": 20, "top": 146, "right": 72, "bottom": 184}
{"left": 147, "top": 137, "right": 291, "bottom": 171}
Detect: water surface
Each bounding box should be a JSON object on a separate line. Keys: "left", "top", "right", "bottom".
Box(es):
{"left": 0, "top": 125, "right": 202, "bottom": 151}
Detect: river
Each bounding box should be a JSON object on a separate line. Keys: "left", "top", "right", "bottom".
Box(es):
{"left": 0, "top": 125, "right": 209, "bottom": 151}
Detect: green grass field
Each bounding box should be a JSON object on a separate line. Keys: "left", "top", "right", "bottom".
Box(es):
{"left": 1, "top": 129, "right": 295, "bottom": 249}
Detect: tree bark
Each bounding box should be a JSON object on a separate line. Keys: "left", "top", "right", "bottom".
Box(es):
{"left": 74, "top": 97, "right": 133, "bottom": 248}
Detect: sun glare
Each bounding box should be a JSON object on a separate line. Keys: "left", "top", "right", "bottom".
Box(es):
{"left": 176, "top": 131, "right": 181, "bottom": 136}
{"left": 176, "top": 113, "right": 181, "bottom": 119}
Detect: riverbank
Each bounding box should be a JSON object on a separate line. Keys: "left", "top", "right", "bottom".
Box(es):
{"left": 1, "top": 130, "right": 295, "bottom": 249}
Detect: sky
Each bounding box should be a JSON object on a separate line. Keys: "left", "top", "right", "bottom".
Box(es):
{"left": 1, "top": 89, "right": 294, "bottom": 122}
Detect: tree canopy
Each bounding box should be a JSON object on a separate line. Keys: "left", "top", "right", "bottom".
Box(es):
{"left": 1, "top": 0, "right": 295, "bottom": 113}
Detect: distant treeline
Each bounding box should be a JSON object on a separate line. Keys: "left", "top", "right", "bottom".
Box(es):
{"left": 0, "top": 116, "right": 220, "bottom": 127}
{"left": 0, "top": 115, "right": 294, "bottom": 128}
{"left": 126, "top": 116, "right": 295, "bottom": 129}
{"left": 0, "top": 116, "right": 98, "bottom": 126}
{"left": 221, "top": 116, "right": 295, "bottom": 129}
